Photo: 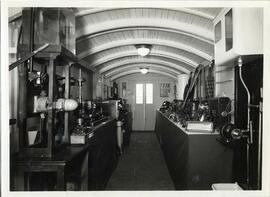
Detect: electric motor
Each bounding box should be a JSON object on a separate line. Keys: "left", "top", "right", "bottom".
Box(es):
{"left": 220, "top": 123, "right": 243, "bottom": 143}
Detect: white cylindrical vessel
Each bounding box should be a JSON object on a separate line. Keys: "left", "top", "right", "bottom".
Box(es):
{"left": 55, "top": 98, "right": 78, "bottom": 111}
{"left": 116, "top": 120, "right": 123, "bottom": 154}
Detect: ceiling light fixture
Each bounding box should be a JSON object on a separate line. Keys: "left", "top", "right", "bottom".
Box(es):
{"left": 140, "top": 68, "right": 149, "bottom": 74}
{"left": 135, "top": 44, "right": 152, "bottom": 56}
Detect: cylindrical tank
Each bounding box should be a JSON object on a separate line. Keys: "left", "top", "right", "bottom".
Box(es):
{"left": 116, "top": 120, "right": 123, "bottom": 154}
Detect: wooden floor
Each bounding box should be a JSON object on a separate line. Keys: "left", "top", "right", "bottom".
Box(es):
{"left": 106, "top": 131, "right": 175, "bottom": 190}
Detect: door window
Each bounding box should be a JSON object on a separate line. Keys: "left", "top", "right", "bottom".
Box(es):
{"left": 146, "top": 83, "right": 153, "bottom": 104}
{"left": 136, "top": 84, "right": 143, "bottom": 104}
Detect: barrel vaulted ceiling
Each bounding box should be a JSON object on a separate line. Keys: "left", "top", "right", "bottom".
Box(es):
{"left": 75, "top": 7, "right": 223, "bottom": 80}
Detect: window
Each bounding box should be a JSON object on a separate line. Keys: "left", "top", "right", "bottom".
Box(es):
{"left": 136, "top": 84, "right": 143, "bottom": 104}
{"left": 146, "top": 83, "right": 153, "bottom": 104}
{"left": 215, "top": 21, "right": 222, "bottom": 43}
{"left": 225, "top": 9, "right": 233, "bottom": 51}
{"left": 160, "top": 83, "right": 170, "bottom": 97}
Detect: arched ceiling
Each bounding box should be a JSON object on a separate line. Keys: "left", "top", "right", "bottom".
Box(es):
{"left": 75, "top": 7, "right": 223, "bottom": 80}
{"left": 105, "top": 63, "right": 181, "bottom": 78}
{"left": 110, "top": 70, "right": 178, "bottom": 81}
{"left": 99, "top": 57, "right": 190, "bottom": 74}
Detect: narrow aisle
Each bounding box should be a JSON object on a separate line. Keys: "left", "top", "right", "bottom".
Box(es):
{"left": 106, "top": 132, "right": 175, "bottom": 190}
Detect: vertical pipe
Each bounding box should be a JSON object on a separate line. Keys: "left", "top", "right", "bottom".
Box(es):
{"left": 238, "top": 57, "right": 250, "bottom": 133}
{"left": 46, "top": 56, "right": 56, "bottom": 157}
{"left": 78, "top": 67, "right": 83, "bottom": 126}
{"left": 29, "top": 8, "right": 35, "bottom": 72}
{"left": 79, "top": 68, "right": 82, "bottom": 104}
{"left": 257, "top": 101, "right": 262, "bottom": 189}
{"left": 238, "top": 56, "right": 252, "bottom": 188}
{"left": 63, "top": 65, "right": 70, "bottom": 143}
{"left": 247, "top": 142, "right": 250, "bottom": 188}
{"left": 18, "top": 61, "right": 28, "bottom": 152}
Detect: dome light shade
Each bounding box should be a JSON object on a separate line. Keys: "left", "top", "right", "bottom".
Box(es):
{"left": 135, "top": 44, "right": 151, "bottom": 56}
{"left": 140, "top": 68, "right": 149, "bottom": 74}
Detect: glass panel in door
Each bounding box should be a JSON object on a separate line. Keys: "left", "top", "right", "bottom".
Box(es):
{"left": 133, "top": 84, "right": 144, "bottom": 130}
{"left": 145, "top": 83, "right": 155, "bottom": 130}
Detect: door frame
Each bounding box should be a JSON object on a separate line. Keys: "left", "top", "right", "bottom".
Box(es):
{"left": 134, "top": 82, "right": 154, "bottom": 131}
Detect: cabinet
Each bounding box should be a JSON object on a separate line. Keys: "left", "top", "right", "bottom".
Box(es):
{"left": 155, "top": 110, "right": 233, "bottom": 190}
{"left": 88, "top": 119, "right": 118, "bottom": 190}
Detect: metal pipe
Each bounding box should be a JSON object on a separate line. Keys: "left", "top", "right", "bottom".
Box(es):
{"left": 9, "top": 43, "right": 50, "bottom": 71}
{"left": 249, "top": 120, "right": 253, "bottom": 144}
{"left": 238, "top": 56, "right": 252, "bottom": 189}
{"left": 257, "top": 101, "right": 263, "bottom": 189}
{"left": 238, "top": 56, "right": 251, "bottom": 133}
{"left": 247, "top": 141, "right": 250, "bottom": 188}
{"left": 79, "top": 68, "right": 82, "bottom": 104}
{"left": 8, "top": 43, "right": 50, "bottom": 71}
{"left": 29, "top": 8, "right": 35, "bottom": 72}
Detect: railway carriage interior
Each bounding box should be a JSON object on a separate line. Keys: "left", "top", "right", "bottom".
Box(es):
{"left": 5, "top": 6, "right": 266, "bottom": 192}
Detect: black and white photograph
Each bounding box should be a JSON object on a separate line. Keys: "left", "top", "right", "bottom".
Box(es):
{"left": 1, "top": 1, "right": 270, "bottom": 197}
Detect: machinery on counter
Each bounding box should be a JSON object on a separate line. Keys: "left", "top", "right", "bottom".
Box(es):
{"left": 159, "top": 97, "right": 231, "bottom": 133}
{"left": 70, "top": 98, "right": 132, "bottom": 153}
{"left": 70, "top": 100, "right": 109, "bottom": 144}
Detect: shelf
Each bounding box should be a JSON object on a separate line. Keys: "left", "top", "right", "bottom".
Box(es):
{"left": 215, "top": 66, "right": 234, "bottom": 73}
{"left": 18, "top": 44, "right": 77, "bottom": 63}
{"left": 215, "top": 79, "right": 233, "bottom": 84}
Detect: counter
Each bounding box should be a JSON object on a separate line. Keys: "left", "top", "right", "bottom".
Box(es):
{"left": 11, "top": 118, "right": 117, "bottom": 191}
{"left": 87, "top": 118, "right": 118, "bottom": 190}
{"left": 155, "top": 110, "right": 233, "bottom": 190}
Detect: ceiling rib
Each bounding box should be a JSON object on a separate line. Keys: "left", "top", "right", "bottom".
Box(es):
{"left": 99, "top": 58, "right": 190, "bottom": 74}
{"left": 75, "top": 8, "right": 215, "bottom": 20}
{"left": 87, "top": 52, "right": 198, "bottom": 70}
{"left": 76, "top": 18, "right": 213, "bottom": 43}
{"left": 77, "top": 38, "right": 212, "bottom": 61}
{"left": 110, "top": 70, "right": 177, "bottom": 81}
{"left": 105, "top": 63, "right": 181, "bottom": 78}
{"left": 82, "top": 49, "right": 201, "bottom": 68}
{"left": 76, "top": 27, "right": 213, "bottom": 45}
